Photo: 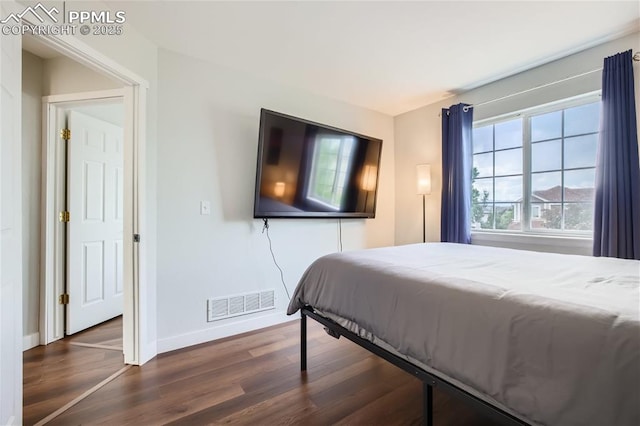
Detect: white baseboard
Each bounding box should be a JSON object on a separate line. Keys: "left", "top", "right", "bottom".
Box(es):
{"left": 23, "top": 332, "right": 40, "bottom": 351}
{"left": 157, "top": 310, "right": 294, "bottom": 354}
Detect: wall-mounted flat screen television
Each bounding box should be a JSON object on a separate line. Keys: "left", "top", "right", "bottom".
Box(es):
{"left": 254, "top": 109, "right": 383, "bottom": 218}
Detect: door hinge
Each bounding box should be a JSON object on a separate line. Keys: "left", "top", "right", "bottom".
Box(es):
{"left": 133, "top": 234, "right": 140, "bottom": 243}
{"left": 60, "top": 128, "right": 71, "bottom": 140}
{"left": 59, "top": 294, "right": 69, "bottom": 305}
{"left": 59, "top": 211, "right": 70, "bottom": 222}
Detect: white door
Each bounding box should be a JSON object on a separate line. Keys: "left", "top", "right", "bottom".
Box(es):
{"left": 0, "top": 1, "right": 23, "bottom": 422}
{"left": 66, "top": 110, "right": 124, "bottom": 335}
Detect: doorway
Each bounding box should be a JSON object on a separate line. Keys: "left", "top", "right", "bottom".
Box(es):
{"left": 20, "top": 36, "right": 135, "bottom": 423}
{"left": 53, "top": 98, "right": 126, "bottom": 338}
{"left": 1, "top": 9, "right": 153, "bottom": 424}
{"left": 21, "top": 29, "right": 152, "bottom": 365}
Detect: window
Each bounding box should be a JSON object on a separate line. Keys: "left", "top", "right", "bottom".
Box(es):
{"left": 472, "top": 96, "right": 600, "bottom": 234}
{"left": 307, "top": 135, "right": 355, "bottom": 209}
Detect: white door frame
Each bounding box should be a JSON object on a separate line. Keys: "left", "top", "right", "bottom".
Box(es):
{"left": 1, "top": 2, "right": 23, "bottom": 423}
{"left": 30, "top": 27, "right": 151, "bottom": 365}
{"left": 41, "top": 90, "right": 124, "bottom": 344}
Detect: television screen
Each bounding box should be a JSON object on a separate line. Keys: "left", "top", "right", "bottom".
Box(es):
{"left": 254, "top": 109, "right": 383, "bottom": 218}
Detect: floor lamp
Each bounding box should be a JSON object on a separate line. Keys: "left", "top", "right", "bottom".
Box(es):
{"left": 416, "top": 164, "right": 431, "bottom": 243}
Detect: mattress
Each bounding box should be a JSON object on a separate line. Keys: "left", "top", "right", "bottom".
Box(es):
{"left": 287, "top": 243, "right": 640, "bottom": 426}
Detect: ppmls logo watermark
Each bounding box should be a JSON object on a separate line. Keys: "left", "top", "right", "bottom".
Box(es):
{"left": 1, "top": 2, "right": 126, "bottom": 36}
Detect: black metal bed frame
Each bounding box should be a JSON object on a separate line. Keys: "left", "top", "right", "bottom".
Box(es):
{"left": 300, "top": 306, "right": 530, "bottom": 426}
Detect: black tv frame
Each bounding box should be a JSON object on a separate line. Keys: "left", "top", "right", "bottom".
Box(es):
{"left": 253, "top": 109, "right": 383, "bottom": 219}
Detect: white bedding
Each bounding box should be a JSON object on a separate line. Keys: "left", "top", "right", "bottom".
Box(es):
{"left": 287, "top": 243, "right": 640, "bottom": 426}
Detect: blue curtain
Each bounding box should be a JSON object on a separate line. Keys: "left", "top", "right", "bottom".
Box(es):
{"left": 593, "top": 50, "right": 640, "bottom": 260}
{"left": 441, "top": 103, "right": 473, "bottom": 244}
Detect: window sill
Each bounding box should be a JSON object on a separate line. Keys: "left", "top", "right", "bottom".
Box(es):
{"left": 471, "top": 231, "right": 593, "bottom": 256}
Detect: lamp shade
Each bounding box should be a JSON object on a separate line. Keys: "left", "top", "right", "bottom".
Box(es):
{"left": 416, "top": 164, "right": 432, "bottom": 195}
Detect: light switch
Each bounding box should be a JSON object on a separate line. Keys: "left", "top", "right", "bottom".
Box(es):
{"left": 200, "top": 201, "right": 211, "bottom": 215}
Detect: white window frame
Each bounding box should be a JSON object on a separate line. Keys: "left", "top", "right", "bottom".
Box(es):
{"left": 472, "top": 91, "right": 601, "bottom": 238}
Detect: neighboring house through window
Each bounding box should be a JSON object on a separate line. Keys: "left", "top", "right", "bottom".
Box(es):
{"left": 472, "top": 94, "right": 600, "bottom": 234}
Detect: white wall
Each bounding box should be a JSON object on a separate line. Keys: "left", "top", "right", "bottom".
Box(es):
{"left": 394, "top": 98, "right": 451, "bottom": 246}
{"left": 42, "top": 55, "right": 121, "bottom": 96}
{"left": 156, "top": 49, "right": 395, "bottom": 352}
{"left": 394, "top": 32, "right": 640, "bottom": 254}
{"left": 21, "top": 51, "right": 43, "bottom": 350}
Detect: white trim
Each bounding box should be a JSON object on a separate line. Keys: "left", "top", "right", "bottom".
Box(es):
{"left": 157, "top": 311, "right": 292, "bottom": 354}
{"left": 23, "top": 333, "right": 40, "bottom": 351}
{"left": 471, "top": 231, "right": 592, "bottom": 256}
{"left": 41, "top": 96, "right": 126, "bottom": 346}
{"left": 21, "top": 15, "right": 148, "bottom": 89}
{"left": 30, "top": 29, "right": 152, "bottom": 365}
{"left": 472, "top": 93, "right": 600, "bottom": 238}
{"left": 1, "top": 3, "right": 23, "bottom": 421}
{"left": 42, "top": 89, "right": 124, "bottom": 104}
{"left": 40, "top": 103, "right": 56, "bottom": 344}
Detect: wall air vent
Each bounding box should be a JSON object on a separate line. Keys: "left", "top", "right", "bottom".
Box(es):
{"left": 207, "top": 289, "right": 276, "bottom": 322}
{"left": 245, "top": 293, "right": 260, "bottom": 311}
{"left": 229, "top": 296, "right": 244, "bottom": 315}
{"left": 209, "top": 299, "right": 228, "bottom": 319}
{"left": 260, "top": 291, "right": 275, "bottom": 309}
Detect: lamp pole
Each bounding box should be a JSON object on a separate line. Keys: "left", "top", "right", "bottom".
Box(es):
{"left": 416, "top": 163, "right": 431, "bottom": 244}
{"left": 422, "top": 194, "right": 426, "bottom": 243}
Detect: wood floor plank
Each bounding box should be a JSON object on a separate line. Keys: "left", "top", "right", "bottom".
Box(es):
{"left": 49, "top": 378, "right": 244, "bottom": 426}
{"left": 26, "top": 318, "right": 497, "bottom": 425}
{"left": 34, "top": 365, "right": 131, "bottom": 426}
{"left": 305, "top": 363, "right": 413, "bottom": 424}
{"left": 330, "top": 380, "right": 421, "bottom": 426}
{"left": 23, "top": 317, "right": 125, "bottom": 425}
{"left": 66, "top": 316, "right": 123, "bottom": 347}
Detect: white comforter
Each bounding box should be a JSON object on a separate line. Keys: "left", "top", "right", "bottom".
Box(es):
{"left": 287, "top": 243, "right": 640, "bottom": 426}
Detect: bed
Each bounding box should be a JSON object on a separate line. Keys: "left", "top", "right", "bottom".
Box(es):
{"left": 286, "top": 243, "right": 640, "bottom": 426}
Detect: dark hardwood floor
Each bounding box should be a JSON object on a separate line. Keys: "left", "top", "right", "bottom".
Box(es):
{"left": 25, "top": 317, "right": 496, "bottom": 425}
{"left": 23, "top": 316, "right": 124, "bottom": 425}
{"left": 66, "top": 316, "right": 123, "bottom": 349}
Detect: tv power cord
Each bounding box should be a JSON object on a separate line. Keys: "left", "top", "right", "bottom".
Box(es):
{"left": 262, "top": 219, "right": 291, "bottom": 301}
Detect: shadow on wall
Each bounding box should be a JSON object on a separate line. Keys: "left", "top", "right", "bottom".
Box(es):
{"left": 209, "top": 107, "right": 260, "bottom": 224}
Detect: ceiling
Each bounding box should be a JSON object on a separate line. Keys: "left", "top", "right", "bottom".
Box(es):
{"left": 107, "top": 2, "right": 638, "bottom": 115}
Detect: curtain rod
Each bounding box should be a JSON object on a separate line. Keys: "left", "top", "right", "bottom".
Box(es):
{"left": 458, "top": 51, "right": 640, "bottom": 112}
